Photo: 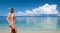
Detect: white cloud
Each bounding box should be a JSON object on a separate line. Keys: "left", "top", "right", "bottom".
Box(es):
{"left": 14, "top": 11, "right": 26, "bottom": 16}
{"left": 32, "top": 3, "right": 58, "bottom": 14}
{"left": 25, "top": 10, "right": 35, "bottom": 16}
{"left": 7, "top": 3, "right": 58, "bottom": 16}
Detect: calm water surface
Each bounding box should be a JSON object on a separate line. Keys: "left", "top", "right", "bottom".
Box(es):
{"left": 0, "top": 16, "right": 60, "bottom": 33}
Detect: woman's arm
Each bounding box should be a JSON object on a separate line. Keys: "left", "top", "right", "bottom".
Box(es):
{"left": 7, "top": 15, "right": 10, "bottom": 24}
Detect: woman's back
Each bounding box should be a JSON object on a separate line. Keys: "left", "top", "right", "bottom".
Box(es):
{"left": 8, "top": 13, "right": 15, "bottom": 24}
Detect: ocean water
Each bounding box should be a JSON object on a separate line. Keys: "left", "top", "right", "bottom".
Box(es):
{"left": 0, "top": 16, "right": 60, "bottom": 33}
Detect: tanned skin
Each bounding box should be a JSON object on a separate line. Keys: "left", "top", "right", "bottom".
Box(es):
{"left": 7, "top": 8, "right": 17, "bottom": 33}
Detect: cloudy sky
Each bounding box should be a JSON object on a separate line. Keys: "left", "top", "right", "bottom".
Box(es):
{"left": 0, "top": 0, "right": 60, "bottom": 16}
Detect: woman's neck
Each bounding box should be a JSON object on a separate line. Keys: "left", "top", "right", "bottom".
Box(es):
{"left": 10, "top": 13, "right": 14, "bottom": 14}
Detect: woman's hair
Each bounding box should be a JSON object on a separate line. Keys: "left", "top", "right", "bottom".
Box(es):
{"left": 10, "top": 8, "right": 14, "bottom": 13}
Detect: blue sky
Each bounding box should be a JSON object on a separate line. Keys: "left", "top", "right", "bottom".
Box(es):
{"left": 0, "top": 0, "right": 60, "bottom": 16}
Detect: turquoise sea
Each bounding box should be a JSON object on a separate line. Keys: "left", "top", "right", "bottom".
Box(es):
{"left": 0, "top": 16, "right": 60, "bottom": 33}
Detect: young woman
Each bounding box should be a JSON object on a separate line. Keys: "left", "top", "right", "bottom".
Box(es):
{"left": 7, "top": 8, "right": 17, "bottom": 33}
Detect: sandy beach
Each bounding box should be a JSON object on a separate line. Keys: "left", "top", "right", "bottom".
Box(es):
{"left": 17, "top": 30, "right": 60, "bottom": 33}
{"left": 0, "top": 31, "right": 60, "bottom": 33}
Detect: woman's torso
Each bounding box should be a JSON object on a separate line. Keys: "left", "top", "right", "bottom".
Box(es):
{"left": 9, "top": 14, "right": 15, "bottom": 25}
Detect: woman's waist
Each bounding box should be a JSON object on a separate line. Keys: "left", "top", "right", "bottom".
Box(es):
{"left": 10, "top": 23, "right": 15, "bottom": 25}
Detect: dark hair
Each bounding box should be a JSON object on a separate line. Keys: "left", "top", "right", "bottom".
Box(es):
{"left": 10, "top": 8, "right": 14, "bottom": 13}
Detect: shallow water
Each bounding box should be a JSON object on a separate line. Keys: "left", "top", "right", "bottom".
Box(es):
{"left": 0, "top": 16, "right": 60, "bottom": 33}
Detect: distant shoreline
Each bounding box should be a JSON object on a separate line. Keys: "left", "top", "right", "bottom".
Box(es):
{"left": 0, "top": 16, "right": 60, "bottom": 17}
